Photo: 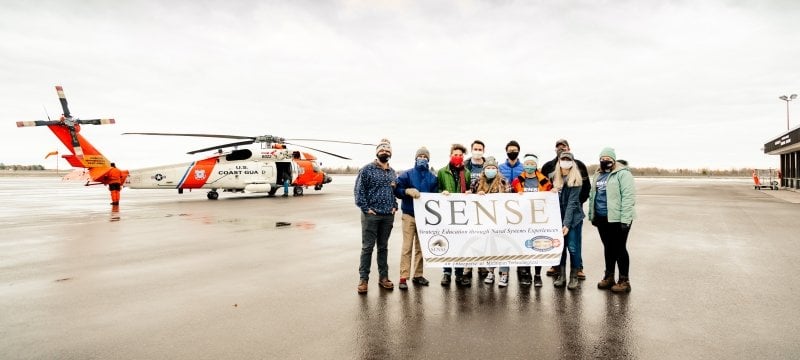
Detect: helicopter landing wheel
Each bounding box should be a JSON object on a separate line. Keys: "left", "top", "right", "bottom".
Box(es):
{"left": 293, "top": 186, "right": 304, "bottom": 196}
{"left": 207, "top": 190, "right": 219, "bottom": 200}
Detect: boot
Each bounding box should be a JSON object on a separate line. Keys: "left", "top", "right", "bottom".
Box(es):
{"left": 611, "top": 276, "right": 631, "bottom": 293}
{"left": 357, "top": 280, "right": 368, "bottom": 294}
{"left": 553, "top": 266, "right": 566, "bottom": 287}
{"left": 567, "top": 268, "right": 580, "bottom": 290}
{"left": 597, "top": 271, "right": 615, "bottom": 290}
{"left": 546, "top": 266, "right": 559, "bottom": 277}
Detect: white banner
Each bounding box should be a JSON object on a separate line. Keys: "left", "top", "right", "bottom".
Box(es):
{"left": 413, "top": 192, "right": 564, "bottom": 268}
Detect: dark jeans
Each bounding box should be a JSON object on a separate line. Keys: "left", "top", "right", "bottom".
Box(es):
{"left": 516, "top": 266, "right": 541, "bottom": 275}
{"left": 443, "top": 267, "right": 466, "bottom": 276}
{"left": 595, "top": 216, "right": 631, "bottom": 277}
{"left": 359, "top": 213, "right": 394, "bottom": 280}
{"left": 559, "top": 223, "right": 582, "bottom": 269}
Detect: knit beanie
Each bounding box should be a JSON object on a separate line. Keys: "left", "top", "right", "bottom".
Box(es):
{"left": 376, "top": 138, "right": 392, "bottom": 155}
{"left": 599, "top": 147, "right": 616, "bottom": 161}
{"left": 415, "top": 146, "right": 430, "bottom": 159}
{"left": 484, "top": 156, "right": 498, "bottom": 167}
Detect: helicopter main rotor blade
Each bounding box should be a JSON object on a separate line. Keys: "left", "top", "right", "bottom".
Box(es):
{"left": 187, "top": 140, "right": 255, "bottom": 155}
{"left": 76, "top": 118, "right": 116, "bottom": 125}
{"left": 284, "top": 142, "right": 351, "bottom": 160}
{"left": 17, "top": 120, "right": 62, "bottom": 127}
{"left": 123, "top": 132, "right": 255, "bottom": 141}
{"left": 286, "top": 138, "right": 376, "bottom": 146}
{"left": 55, "top": 86, "right": 71, "bottom": 118}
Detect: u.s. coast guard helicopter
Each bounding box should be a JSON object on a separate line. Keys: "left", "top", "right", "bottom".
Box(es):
{"left": 16, "top": 86, "right": 372, "bottom": 200}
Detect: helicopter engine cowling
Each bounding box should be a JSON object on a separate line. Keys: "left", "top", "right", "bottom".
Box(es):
{"left": 244, "top": 184, "right": 271, "bottom": 193}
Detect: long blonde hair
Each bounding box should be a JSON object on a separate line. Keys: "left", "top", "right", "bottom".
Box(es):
{"left": 552, "top": 161, "right": 582, "bottom": 189}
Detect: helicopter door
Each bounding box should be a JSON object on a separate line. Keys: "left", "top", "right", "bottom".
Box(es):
{"left": 276, "top": 161, "right": 292, "bottom": 186}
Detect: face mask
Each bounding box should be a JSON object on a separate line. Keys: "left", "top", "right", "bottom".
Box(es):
{"left": 524, "top": 165, "right": 537, "bottom": 173}
{"left": 415, "top": 158, "right": 429, "bottom": 169}
{"left": 377, "top": 154, "right": 391, "bottom": 163}
{"left": 560, "top": 160, "right": 573, "bottom": 169}
{"left": 450, "top": 155, "right": 464, "bottom": 167}
{"left": 472, "top": 150, "right": 483, "bottom": 158}
{"left": 485, "top": 169, "right": 497, "bottom": 179}
{"left": 507, "top": 151, "right": 519, "bottom": 161}
{"left": 600, "top": 160, "right": 614, "bottom": 170}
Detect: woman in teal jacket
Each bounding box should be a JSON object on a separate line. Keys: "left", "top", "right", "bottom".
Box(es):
{"left": 588, "top": 147, "right": 636, "bottom": 293}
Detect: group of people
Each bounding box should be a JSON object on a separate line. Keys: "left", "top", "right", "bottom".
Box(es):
{"left": 354, "top": 138, "right": 636, "bottom": 296}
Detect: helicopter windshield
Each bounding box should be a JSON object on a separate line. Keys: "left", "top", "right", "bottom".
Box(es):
{"left": 225, "top": 149, "right": 252, "bottom": 161}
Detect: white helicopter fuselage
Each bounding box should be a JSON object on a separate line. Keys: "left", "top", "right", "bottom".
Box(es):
{"left": 125, "top": 148, "right": 299, "bottom": 195}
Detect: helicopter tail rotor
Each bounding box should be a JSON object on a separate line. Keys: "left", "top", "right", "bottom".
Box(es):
{"left": 17, "top": 86, "right": 115, "bottom": 162}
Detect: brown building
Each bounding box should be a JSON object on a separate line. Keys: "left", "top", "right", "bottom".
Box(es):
{"left": 764, "top": 128, "right": 800, "bottom": 189}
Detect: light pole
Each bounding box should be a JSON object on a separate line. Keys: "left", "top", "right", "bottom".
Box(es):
{"left": 780, "top": 94, "right": 798, "bottom": 130}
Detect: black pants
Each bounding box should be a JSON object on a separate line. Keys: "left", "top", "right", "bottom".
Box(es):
{"left": 594, "top": 216, "right": 631, "bottom": 277}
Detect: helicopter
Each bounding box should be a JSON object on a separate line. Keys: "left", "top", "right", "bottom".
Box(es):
{"left": 16, "top": 86, "right": 373, "bottom": 200}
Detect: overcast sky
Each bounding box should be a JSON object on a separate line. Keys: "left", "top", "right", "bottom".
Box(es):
{"left": 2, "top": 0, "right": 799, "bottom": 171}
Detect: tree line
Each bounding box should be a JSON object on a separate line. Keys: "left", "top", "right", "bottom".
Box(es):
{"left": 0, "top": 164, "right": 46, "bottom": 170}
{"left": 0, "top": 163, "right": 757, "bottom": 177}
{"left": 323, "top": 165, "right": 757, "bottom": 177}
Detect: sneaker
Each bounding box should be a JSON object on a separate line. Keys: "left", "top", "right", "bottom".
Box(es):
{"left": 498, "top": 274, "right": 509, "bottom": 287}
{"left": 398, "top": 278, "right": 408, "bottom": 290}
{"left": 577, "top": 268, "right": 586, "bottom": 280}
{"left": 379, "top": 277, "right": 394, "bottom": 290}
{"left": 519, "top": 273, "right": 532, "bottom": 287}
{"left": 412, "top": 277, "right": 430, "bottom": 286}
{"left": 484, "top": 272, "right": 495, "bottom": 284}
{"left": 454, "top": 275, "right": 463, "bottom": 287}
{"left": 546, "top": 266, "right": 559, "bottom": 277}
{"left": 460, "top": 276, "right": 472, "bottom": 287}
{"left": 441, "top": 274, "right": 451, "bottom": 286}
{"left": 533, "top": 275, "right": 543, "bottom": 287}
{"left": 611, "top": 277, "right": 631, "bottom": 293}
{"left": 597, "top": 274, "right": 615, "bottom": 290}
{"left": 357, "top": 280, "right": 368, "bottom": 294}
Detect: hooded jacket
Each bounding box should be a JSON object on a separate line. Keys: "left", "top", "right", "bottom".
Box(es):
{"left": 587, "top": 163, "right": 636, "bottom": 224}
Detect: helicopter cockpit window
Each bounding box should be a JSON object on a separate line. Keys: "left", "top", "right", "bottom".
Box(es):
{"left": 226, "top": 149, "right": 252, "bottom": 161}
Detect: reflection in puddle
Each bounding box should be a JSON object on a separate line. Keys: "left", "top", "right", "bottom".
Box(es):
{"left": 294, "top": 221, "right": 315, "bottom": 230}
{"left": 110, "top": 205, "right": 121, "bottom": 222}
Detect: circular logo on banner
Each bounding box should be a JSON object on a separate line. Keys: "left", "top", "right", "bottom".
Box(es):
{"left": 525, "top": 236, "right": 560, "bottom": 252}
{"left": 428, "top": 235, "right": 449, "bottom": 256}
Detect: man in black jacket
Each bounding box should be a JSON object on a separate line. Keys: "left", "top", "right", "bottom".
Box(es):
{"left": 541, "top": 139, "right": 590, "bottom": 279}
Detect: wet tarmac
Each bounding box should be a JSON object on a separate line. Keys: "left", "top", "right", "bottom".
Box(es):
{"left": 1, "top": 176, "right": 799, "bottom": 359}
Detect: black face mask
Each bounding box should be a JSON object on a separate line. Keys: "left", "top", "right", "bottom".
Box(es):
{"left": 377, "top": 154, "right": 391, "bottom": 163}
{"left": 507, "top": 151, "right": 519, "bottom": 161}
{"left": 600, "top": 160, "right": 614, "bottom": 170}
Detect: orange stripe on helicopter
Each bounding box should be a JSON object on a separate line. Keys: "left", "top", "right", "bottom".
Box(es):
{"left": 178, "top": 157, "right": 217, "bottom": 188}
{"left": 47, "top": 125, "right": 109, "bottom": 167}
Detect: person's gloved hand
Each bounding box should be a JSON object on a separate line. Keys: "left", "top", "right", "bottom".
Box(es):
{"left": 405, "top": 188, "right": 421, "bottom": 199}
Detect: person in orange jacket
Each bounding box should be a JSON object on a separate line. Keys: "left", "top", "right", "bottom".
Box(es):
{"left": 105, "top": 162, "right": 124, "bottom": 205}
{"left": 510, "top": 154, "right": 553, "bottom": 287}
